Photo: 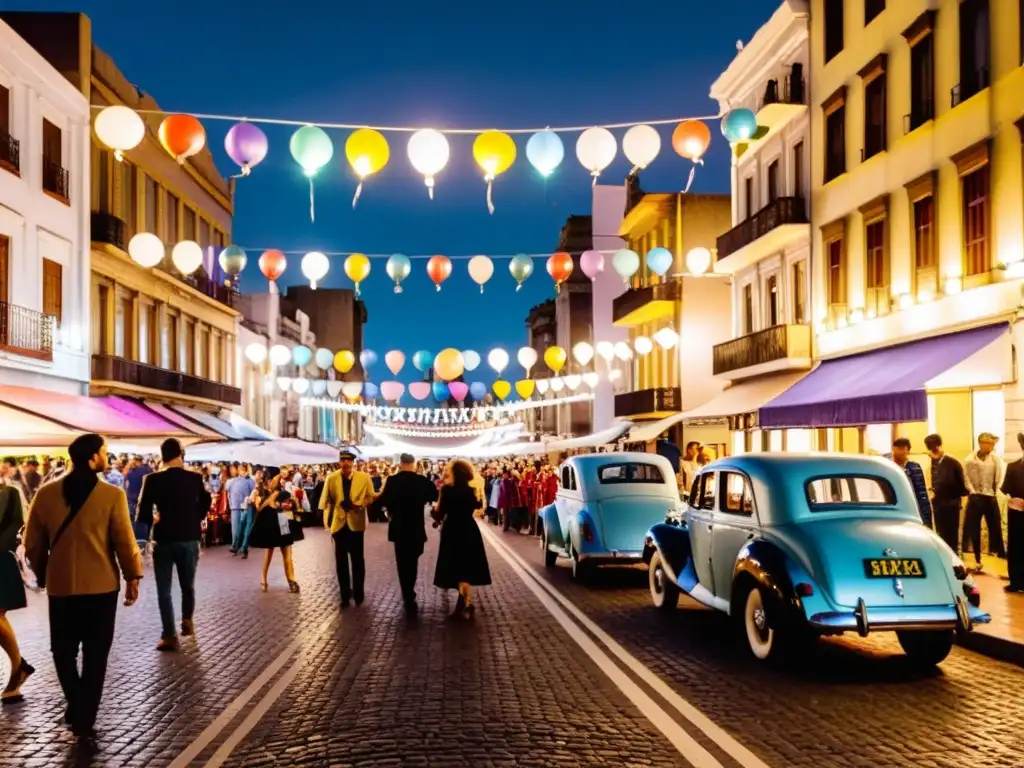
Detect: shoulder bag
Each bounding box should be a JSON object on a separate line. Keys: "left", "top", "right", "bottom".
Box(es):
{"left": 36, "top": 494, "right": 88, "bottom": 590}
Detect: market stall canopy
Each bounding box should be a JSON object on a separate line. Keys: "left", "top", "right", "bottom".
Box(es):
{"left": 0, "top": 403, "right": 81, "bottom": 450}
{"left": 135, "top": 400, "right": 223, "bottom": 439}
{"left": 185, "top": 438, "right": 339, "bottom": 465}
{"left": 626, "top": 413, "right": 686, "bottom": 444}
{"left": 681, "top": 371, "right": 809, "bottom": 423}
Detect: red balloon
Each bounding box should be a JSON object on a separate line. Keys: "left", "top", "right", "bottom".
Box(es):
{"left": 427, "top": 255, "right": 452, "bottom": 291}
{"left": 547, "top": 251, "right": 574, "bottom": 287}
{"left": 158, "top": 114, "right": 206, "bottom": 163}
{"left": 672, "top": 120, "right": 712, "bottom": 161}
{"left": 259, "top": 249, "right": 287, "bottom": 282}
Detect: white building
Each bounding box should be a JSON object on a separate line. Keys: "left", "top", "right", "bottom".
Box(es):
{"left": 0, "top": 18, "right": 90, "bottom": 394}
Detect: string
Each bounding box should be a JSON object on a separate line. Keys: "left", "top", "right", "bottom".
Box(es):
{"left": 236, "top": 248, "right": 626, "bottom": 259}
{"left": 352, "top": 180, "right": 363, "bottom": 209}
{"left": 308, "top": 179, "right": 315, "bottom": 222}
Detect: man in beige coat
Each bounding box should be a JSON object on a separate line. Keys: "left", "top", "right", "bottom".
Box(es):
{"left": 24, "top": 433, "right": 142, "bottom": 741}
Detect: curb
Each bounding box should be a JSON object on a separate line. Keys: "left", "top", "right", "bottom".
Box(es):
{"left": 957, "top": 630, "right": 1024, "bottom": 668}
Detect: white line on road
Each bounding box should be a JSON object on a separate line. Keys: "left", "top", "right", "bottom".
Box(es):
{"left": 482, "top": 526, "right": 770, "bottom": 768}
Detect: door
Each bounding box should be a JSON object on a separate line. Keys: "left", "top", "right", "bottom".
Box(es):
{"left": 557, "top": 464, "right": 583, "bottom": 549}
{"left": 686, "top": 471, "right": 717, "bottom": 594}
{"left": 711, "top": 471, "right": 761, "bottom": 607}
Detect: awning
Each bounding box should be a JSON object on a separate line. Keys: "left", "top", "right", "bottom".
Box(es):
{"left": 220, "top": 411, "right": 276, "bottom": 440}
{"left": 543, "top": 420, "right": 633, "bottom": 452}
{"left": 167, "top": 404, "right": 246, "bottom": 439}
{"left": 760, "top": 323, "right": 1009, "bottom": 428}
{"left": 626, "top": 413, "right": 686, "bottom": 443}
{"left": 135, "top": 400, "right": 223, "bottom": 439}
{"left": 681, "top": 371, "right": 809, "bottom": 422}
{"left": 185, "top": 438, "right": 337, "bottom": 465}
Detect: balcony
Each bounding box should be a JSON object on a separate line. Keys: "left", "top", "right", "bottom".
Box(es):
{"left": 91, "top": 354, "right": 242, "bottom": 406}
{"left": 0, "top": 131, "right": 19, "bottom": 176}
{"left": 712, "top": 324, "right": 812, "bottom": 380}
{"left": 612, "top": 279, "right": 682, "bottom": 328}
{"left": 92, "top": 210, "right": 130, "bottom": 250}
{"left": 735, "top": 71, "right": 807, "bottom": 158}
{"left": 42, "top": 156, "right": 70, "bottom": 204}
{"left": 614, "top": 387, "right": 681, "bottom": 419}
{"left": 0, "top": 301, "right": 55, "bottom": 361}
{"left": 715, "top": 197, "right": 808, "bottom": 273}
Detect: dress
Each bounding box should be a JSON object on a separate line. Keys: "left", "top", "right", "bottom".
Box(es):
{"left": 433, "top": 484, "right": 492, "bottom": 589}
{"left": 0, "top": 485, "right": 27, "bottom": 612}
{"left": 247, "top": 490, "right": 294, "bottom": 549}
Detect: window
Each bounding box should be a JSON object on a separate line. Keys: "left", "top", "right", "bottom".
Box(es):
{"left": 908, "top": 25, "right": 935, "bottom": 129}
{"left": 145, "top": 304, "right": 158, "bottom": 365}
{"left": 825, "top": 105, "right": 846, "bottom": 181}
{"left": 211, "top": 332, "right": 222, "bottom": 382}
{"left": 0, "top": 84, "right": 9, "bottom": 135}
{"left": 42, "top": 119, "right": 61, "bottom": 166}
{"left": 94, "top": 283, "right": 110, "bottom": 355}
{"left": 598, "top": 462, "right": 665, "bottom": 484}
{"left": 864, "top": 0, "right": 884, "bottom": 24}
{"left": 698, "top": 473, "right": 717, "bottom": 511}
{"left": 721, "top": 472, "right": 754, "bottom": 515}
{"left": 145, "top": 176, "right": 158, "bottom": 234}
{"left": 167, "top": 313, "right": 179, "bottom": 370}
{"left": 94, "top": 149, "right": 110, "bottom": 213}
{"left": 118, "top": 161, "right": 136, "bottom": 231}
{"left": 826, "top": 237, "right": 845, "bottom": 308}
{"left": 745, "top": 176, "right": 755, "bottom": 218}
{"left": 955, "top": 0, "right": 990, "bottom": 106}
{"left": 165, "top": 191, "right": 179, "bottom": 243}
{"left": 183, "top": 207, "right": 196, "bottom": 242}
{"left": 913, "top": 196, "right": 935, "bottom": 270}
{"left": 865, "top": 220, "right": 886, "bottom": 289}
{"left": 119, "top": 295, "right": 134, "bottom": 359}
{"left": 0, "top": 235, "right": 9, "bottom": 306}
{"left": 560, "top": 465, "right": 577, "bottom": 491}
{"left": 42, "top": 259, "right": 62, "bottom": 325}
{"left": 197, "top": 326, "right": 209, "bottom": 378}
{"left": 963, "top": 164, "right": 990, "bottom": 276}
{"left": 792, "top": 260, "right": 806, "bottom": 324}
{"left": 806, "top": 476, "right": 895, "bottom": 507}
{"left": 743, "top": 283, "right": 754, "bottom": 334}
{"left": 824, "top": 0, "right": 845, "bottom": 62}
{"left": 863, "top": 73, "right": 886, "bottom": 159}
{"left": 767, "top": 160, "right": 779, "bottom": 203}
{"left": 183, "top": 318, "right": 195, "bottom": 374}
{"left": 793, "top": 142, "right": 804, "bottom": 199}
{"left": 765, "top": 274, "right": 779, "bottom": 327}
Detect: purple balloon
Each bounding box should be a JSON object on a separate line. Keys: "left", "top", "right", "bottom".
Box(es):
{"left": 449, "top": 381, "right": 469, "bottom": 401}
{"left": 224, "top": 122, "right": 268, "bottom": 173}
{"left": 580, "top": 250, "right": 605, "bottom": 280}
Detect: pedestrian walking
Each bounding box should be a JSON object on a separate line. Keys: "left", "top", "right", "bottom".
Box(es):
{"left": 227, "top": 464, "right": 256, "bottom": 557}
{"left": 925, "top": 434, "right": 967, "bottom": 553}
{"left": 247, "top": 468, "right": 300, "bottom": 593}
{"left": 963, "top": 432, "right": 1006, "bottom": 572}
{"left": 375, "top": 453, "right": 438, "bottom": 613}
{"left": 320, "top": 449, "right": 374, "bottom": 607}
{"left": 136, "top": 439, "right": 211, "bottom": 651}
{"left": 0, "top": 479, "right": 31, "bottom": 705}
{"left": 433, "top": 459, "right": 492, "bottom": 620}
{"left": 1000, "top": 433, "right": 1024, "bottom": 593}
{"left": 890, "top": 437, "right": 932, "bottom": 528}
{"left": 20, "top": 459, "right": 41, "bottom": 506}
{"left": 124, "top": 455, "right": 152, "bottom": 548}
{"left": 23, "top": 433, "right": 142, "bottom": 740}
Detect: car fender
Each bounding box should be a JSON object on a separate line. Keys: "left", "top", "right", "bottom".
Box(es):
{"left": 538, "top": 504, "right": 564, "bottom": 550}
{"left": 732, "top": 539, "right": 809, "bottom": 629}
{"left": 647, "top": 522, "right": 697, "bottom": 593}
{"left": 572, "top": 508, "right": 602, "bottom": 555}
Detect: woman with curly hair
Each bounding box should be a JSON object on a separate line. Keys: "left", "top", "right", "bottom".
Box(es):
{"left": 433, "top": 459, "right": 491, "bottom": 619}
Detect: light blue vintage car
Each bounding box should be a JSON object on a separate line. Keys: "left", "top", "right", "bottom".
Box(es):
{"left": 539, "top": 453, "right": 680, "bottom": 581}
{"left": 645, "top": 453, "right": 990, "bottom": 667}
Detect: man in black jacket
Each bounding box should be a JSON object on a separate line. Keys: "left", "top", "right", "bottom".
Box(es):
{"left": 925, "top": 433, "right": 968, "bottom": 553}
{"left": 374, "top": 454, "right": 438, "bottom": 613}
{"left": 136, "top": 439, "right": 211, "bottom": 651}
{"left": 1000, "top": 433, "right": 1024, "bottom": 593}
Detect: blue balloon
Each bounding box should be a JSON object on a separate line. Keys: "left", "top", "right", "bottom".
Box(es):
{"left": 314, "top": 348, "right": 334, "bottom": 370}
{"left": 721, "top": 108, "right": 758, "bottom": 143}
{"left": 645, "top": 247, "right": 673, "bottom": 277}
{"left": 432, "top": 381, "right": 450, "bottom": 401}
{"left": 311, "top": 379, "right": 328, "bottom": 396}
{"left": 412, "top": 350, "right": 434, "bottom": 372}
{"left": 292, "top": 345, "right": 312, "bottom": 367}
{"left": 526, "top": 129, "right": 565, "bottom": 177}
{"left": 359, "top": 349, "right": 378, "bottom": 370}
{"left": 363, "top": 382, "right": 379, "bottom": 399}
{"left": 469, "top": 381, "right": 487, "bottom": 400}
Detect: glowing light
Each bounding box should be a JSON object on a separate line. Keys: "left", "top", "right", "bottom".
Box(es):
{"left": 686, "top": 247, "right": 712, "bottom": 275}
{"left": 653, "top": 327, "right": 679, "bottom": 349}
{"left": 269, "top": 344, "right": 292, "bottom": 367}
{"left": 582, "top": 372, "right": 600, "bottom": 388}
{"left": 633, "top": 336, "right": 654, "bottom": 355}
{"left": 128, "top": 233, "right": 164, "bottom": 268}
{"left": 945, "top": 276, "right": 963, "bottom": 295}
{"left": 595, "top": 341, "right": 616, "bottom": 362}
{"left": 245, "top": 343, "right": 268, "bottom": 365}
{"left": 171, "top": 241, "right": 203, "bottom": 275}
{"left": 614, "top": 341, "right": 633, "bottom": 361}
{"left": 550, "top": 377, "right": 565, "bottom": 392}
{"left": 848, "top": 308, "right": 864, "bottom": 325}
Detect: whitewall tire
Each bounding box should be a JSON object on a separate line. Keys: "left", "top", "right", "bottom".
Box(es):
{"left": 649, "top": 551, "right": 679, "bottom": 611}
{"left": 744, "top": 586, "right": 775, "bottom": 661}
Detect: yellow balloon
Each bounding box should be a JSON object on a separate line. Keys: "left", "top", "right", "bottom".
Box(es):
{"left": 434, "top": 348, "right": 465, "bottom": 382}
{"left": 544, "top": 345, "right": 567, "bottom": 374}
{"left": 473, "top": 130, "right": 517, "bottom": 178}
{"left": 344, "top": 253, "right": 371, "bottom": 286}
{"left": 334, "top": 350, "right": 355, "bottom": 374}
{"left": 493, "top": 380, "right": 512, "bottom": 400}
{"left": 345, "top": 128, "right": 390, "bottom": 178}
{"left": 515, "top": 379, "right": 535, "bottom": 399}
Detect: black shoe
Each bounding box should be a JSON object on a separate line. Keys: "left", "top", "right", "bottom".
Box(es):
{"left": 1005, "top": 584, "right": 1024, "bottom": 593}
{"left": 230, "top": 549, "right": 238, "bottom": 556}
{"left": 241, "top": 551, "right": 248, "bottom": 559}
{"left": 1, "top": 659, "right": 35, "bottom": 704}
{"left": 354, "top": 594, "right": 364, "bottom": 606}
{"left": 450, "top": 594, "right": 466, "bottom": 619}
{"left": 404, "top": 601, "right": 418, "bottom": 615}
{"left": 341, "top": 598, "right": 351, "bottom": 608}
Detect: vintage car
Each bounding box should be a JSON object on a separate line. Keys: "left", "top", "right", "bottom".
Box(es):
{"left": 645, "top": 453, "right": 989, "bottom": 667}
{"left": 539, "top": 453, "right": 680, "bottom": 581}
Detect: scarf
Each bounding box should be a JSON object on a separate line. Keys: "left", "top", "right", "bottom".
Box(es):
{"left": 62, "top": 467, "right": 99, "bottom": 511}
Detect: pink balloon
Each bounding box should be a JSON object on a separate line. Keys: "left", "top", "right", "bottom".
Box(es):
{"left": 448, "top": 381, "right": 469, "bottom": 401}
{"left": 409, "top": 382, "right": 431, "bottom": 401}
{"left": 580, "top": 250, "right": 605, "bottom": 280}
{"left": 380, "top": 381, "right": 405, "bottom": 402}
{"left": 385, "top": 350, "right": 406, "bottom": 376}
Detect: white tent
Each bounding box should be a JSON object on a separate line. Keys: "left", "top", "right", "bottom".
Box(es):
{"left": 185, "top": 438, "right": 339, "bottom": 465}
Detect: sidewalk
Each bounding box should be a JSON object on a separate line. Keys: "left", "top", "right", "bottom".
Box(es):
{"left": 957, "top": 554, "right": 1024, "bottom": 666}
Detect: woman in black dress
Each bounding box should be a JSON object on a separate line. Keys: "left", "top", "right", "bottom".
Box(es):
{"left": 247, "top": 468, "right": 299, "bottom": 594}
{"left": 0, "top": 483, "right": 32, "bottom": 704}
{"left": 433, "top": 459, "right": 491, "bottom": 619}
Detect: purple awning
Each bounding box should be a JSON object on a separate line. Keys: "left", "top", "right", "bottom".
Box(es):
{"left": 759, "top": 324, "right": 1009, "bottom": 428}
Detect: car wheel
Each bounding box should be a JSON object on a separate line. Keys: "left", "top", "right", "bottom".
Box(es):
{"left": 570, "top": 543, "right": 590, "bottom": 583}
{"left": 897, "top": 629, "right": 954, "bottom": 668}
{"left": 542, "top": 530, "right": 558, "bottom": 568}
{"left": 649, "top": 551, "right": 679, "bottom": 611}
{"left": 742, "top": 585, "right": 777, "bottom": 661}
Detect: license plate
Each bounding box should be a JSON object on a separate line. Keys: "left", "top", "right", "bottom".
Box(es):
{"left": 863, "top": 558, "right": 926, "bottom": 578}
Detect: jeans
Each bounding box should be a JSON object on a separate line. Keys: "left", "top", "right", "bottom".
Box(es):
{"left": 963, "top": 495, "right": 1005, "bottom": 564}
{"left": 333, "top": 527, "right": 365, "bottom": 603}
{"left": 231, "top": 506, "right": 254, "bottom": 553}
{"left": 153, "top": 540, "right": 200, "bottom": 639}
{"left": 49, "top": 591, "right": 118, "bottom": 731}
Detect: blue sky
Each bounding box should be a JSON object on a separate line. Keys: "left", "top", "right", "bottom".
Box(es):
{"left": 32, "top": 0, "right": 774, "bottom": 374}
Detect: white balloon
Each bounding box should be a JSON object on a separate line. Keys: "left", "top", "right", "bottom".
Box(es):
{"left": 595, "top": 341, "right": 616, "bottom": 362}
{"left": 535, "top": 379, "right": 550, "bottom": 395}
{"left": 301, "top": 251, "right": 329, "bottom": 289}
{"left": 128, "top": 232, "right": 164, "bottom": 268}
{"left": 276, "top": 376, "right": 292, "bottom": 392}
{"left": 614, "top": 341, "right": 633, "bottom": 361}
{"left": 572, "top": 341, "right": 594, "bottom": 367}
{"left": 653, "top": 327, "right": 680, "bottom": 349}
{"left": 686, "top": 247, "right": 713, "bottom": 275}
{"left": 582, "top": 372, "right": 600, "bottom": 388}
{"left": 291, "top": 378, "right": 310, "bottom": 395}
{"left": 634, "top": 336, "right": 654, "bottom": 355}
{"left": 269, "top": 344, "right": 292, "bottom": 367}
{"left": 517, "top": 346, "right": 538, "bottom": 374}
{"left": 244, "top": 343, "right": 268, "bottom": 364}
{"left": 550, "top": 377, "right": 565, "bottom": 392}
{"left": 487, "top": 348, "right": 510, "bottom": 375}
{"left": 622, "top": 124, "right": 661, "bottom": 170}
{"left": 171, "top": 240, "right": 203, "bottom": 275}
{"left": 94, "top": 105, "right": 145, "bottom": 161}
{"left": 342, "top": 382, "right": 363, "bottom": 400}
{"left": 311, "top": 379, "right": 328, "bottom": 396}
{"left": 326, "top": 380, "right": 344, "bottom": 398}
{"left": 462, "top": 350, "right": 481, "bottom": 371}
{"left": 468, "top": 255, "right": 494, "bottom": 291}
{"left": 576, "top": 127, "right": 617, "bottom": 179}
{"left": 564, "top": 374, "right": 582, "bottom": 391}
{"left": 407, "top": 129, "right": 450, "bottom": 196}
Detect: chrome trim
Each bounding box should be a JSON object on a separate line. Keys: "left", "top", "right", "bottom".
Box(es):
{"left": 576, "top": 550, "right": 645, "bottom": 562}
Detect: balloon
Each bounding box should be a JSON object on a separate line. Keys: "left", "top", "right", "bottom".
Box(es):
{"left": 467, "top": 255, "right": 494, "bottom": 293}
{"left": 171, "top": 241, "right": 203, "bottom": 275}
{"left": 311, "top": 379, "right": 328, "bottom": 396}
{"left": 469, "top": 381, "right": 487, "bottom": 400}
{"left": 687, "top": 247, "right": 712, "bottom": 275}
{"left": 612, "top": 248, "right": 641, "bottom": 285}
{"left": 94, "top": 105, "right": 144, "bottom": 161}
{"left": 291, "top": 346, "right": 312, "bottom": 367}
{"left": 544, "top": 346, "right": 567, "bottom": 374}
{"left": 550, "top": 377, "right": 565, "bottom": 392}
{"left": 386, "top": 254, "right": 411, "bottom": 293}
{"left": 462, "top": 350, "right": 481, "bottom": 371}
{"left": 409, "top": 382, "right": 431, "bottom": 401}
{"left": 224, "top": 122, "right": 268, "bottom": 176}
{"left": 407, "top": 128, "right": 450, "bottom": 199}
{"left": 433, "top": 348, "right": 465, "bottom": 381}
{"left": 345, "top": 128, "right": 389, "bottom": 207}
{"left": 535, "top": 379, "right": 550, "bottom": 395}
{"left": 721, "top": 108, "right": 758, "bottom": 143}
{"left": 515, "top": 379, "right": 535, "bottom": 399}
{"left": 509, "top": 254, "right": 534, "bottom": 291}
{"left": 292, "top": 378, "right": 310, "bottom": 395}
{"left": 315, "top": 348, "right": 334, "bottom": 370}
{"left": 449, "top": 381, "right": 469, "bottom": 401}
{"left": 672, "top": 120, "right": 712, "bottom": 161}
{"left": 492, "top": 380, "right": 512, "bottom": 401}
{"left": 583, "top": 372, "right": 600, "bottom": 388}
{"left": 218, "top": 245, "right": 247, "bottom": 276}
{"left": 385, "top": 350, "right": 406, "bottom": 376}
{"left": 259, "top": 249, "right": 287, "bottom": 285}
{"left": 290, "top": 125, "right": 334, "bottom": 221}
{"left": 427, "top": 255, "right": 452, "bottom": 292}
{"left": 128, "top": 232, "right": 164, "bottom": 268}
{"left": 615, "top": 341, "right": 633, "bottom": 361}
{"left": 432, "top": 381, "right": 450, "bottom": 401}
{"left": 473, "top": 130, "right": 517, "bottom": 213}
{"left": 634, "top": 336, "right": 654, "bottom": 355}
{"left": 326, "top": 380, "right": 344, "bottom": 398}
{"left": 363, "top": 382, "right": 379, "bottom": 399}
{"left": 517, "top": 346, "right": 538, "bottom": 375}
{"left": 576, "top": 127, "right": 616, "bottom": 182}
{"left": 547, "top": 251, "right": 574, "bottom": 293}
{"left": 412, "top": 350, "right": 434, "bottom": 373}
{"left": 564, "top": 374, "right": 583, "bottom": 391}
{"left": 269, "top": 345, "right": 292, "bottom": 367}
{"left": 623, "top": 124, "right": 661, "bottom": 170}
{"left": 526, "top": 129, "right": 564, "bottom": 177}
{"left": 344, "top": 253, "right": 371, "bottom": 296}
{"left": 359, "top": 349, "right": 378, "bottom": 371}
{"left": 487, "top": 348, "right": 509, "bottom": 375}
{"left": 380, "top": 381, "right": 405, "bottom": 402}
{"left": 573, "top": 341, "right": 594, "bottom": 366}
{"left": 580, "top": 250, "right": 604, "bottom": 280}
{"left": 654, "top": 327, "right": 680, "bottom": 349}
{"left": 301, "top": 251, "right": 329, "bottom": 289}
{"left": 158, "top": 114, "right": 205, "bottom": 164}
{"left": 244, "top": 343, "right": 267, "bottom": 364}
{"left": 334, "top": 350, "right": 355, "bottom": 374}
{"left": 646, "top": 247, "right": 673, "bottom": 277}
{"left": 342, "top": 382, "right": 363, "bottom": 400}
{"left": 596, "top": 341, "right": 616, "bottom": 362}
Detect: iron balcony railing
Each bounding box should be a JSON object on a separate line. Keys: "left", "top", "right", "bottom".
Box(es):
{"left": 42, "top": 156, "right": 70, "bottom": 202}
{"left": 91, "top": 354, "right": 242, "bottom": 405}
{"left": 611, "top": 279, "right": 682, "bottom": 326}
{"left": 0, "top": 301, "right": 55, "bottom": 360}
{"left": 614, "top": 387, "right": 681, "bottom": 418}
{"left": 759, "top": 74, "right": 806, "bottom": 111}
{"left": 0, "top": 131, "right": 19, "bottom": 175}
{"left": 712, "top": 324, "right": 812, "bottom": 376}
{"left": 716, "top": 197, "right": 808, "bottom": 261}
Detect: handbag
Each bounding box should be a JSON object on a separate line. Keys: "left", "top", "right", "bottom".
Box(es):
{"left": 0, "top": 550, "right": 27, "bottom": 610}
{"left": 35, "top": 493, "right": 88, "bottom": 590}
{"left": 276, "top": 512, "right": 291, "bottom": 536}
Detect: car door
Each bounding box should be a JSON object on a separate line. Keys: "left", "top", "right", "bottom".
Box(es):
{"left": 686, "top": 471, "right": 717, "bottom": 594}
{"left": 557, "top": 464, "right": 583, "bottom": 548}
{"left": 711, "top": 471, "right": 761, "bottom": 608}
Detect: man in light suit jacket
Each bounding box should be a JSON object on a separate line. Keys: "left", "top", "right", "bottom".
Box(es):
{"left": 320, "top": 449, "right": 374, "bottom": 607}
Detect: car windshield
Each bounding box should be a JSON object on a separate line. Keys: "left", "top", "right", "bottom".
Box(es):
{"left": 805, "top": 475, "right": 896, "bottom": 508}
{"left": 598, "top": 463, "right": 665, "bottom": 484}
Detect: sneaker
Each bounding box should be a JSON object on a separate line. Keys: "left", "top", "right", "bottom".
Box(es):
{"left": 181, "top": 619, "right": 195, "bottom": 636}
{"left": 156, "top": 637, "right": 179, "bottom": 652}
{"left": 230, "top": 549, "right": 238, "bottom": 556}
{"left": 241, "top": 551, "right": 248, "bottom": 560}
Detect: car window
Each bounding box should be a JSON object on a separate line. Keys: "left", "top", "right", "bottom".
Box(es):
{"left": 568, "top": 467, "right": 578, "bottom": 491}
{"left": 720, "top": 472, "right": 755, "bottom": 516}
{"left": 598, "top": 462, "right": 665, "bottom": 484}
{"left": 560, "top": 466, "right": 570, "bottom": 489}
{"left": 805, "top": 475, "right": 896, "bottom": 508}
{"left": 700, "top": 473, "right": 717, "bottom": 511}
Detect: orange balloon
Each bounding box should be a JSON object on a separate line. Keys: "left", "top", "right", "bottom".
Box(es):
{"left": 259, "top": 249, "right": 287, "bottom": 282}
{"left": 427, "top": 255, "right": 452, "bottom": 291}
{"left": 158, "top": 114, "right": 206, "bottom": 163}
{"left": 546, "top": 251, "right": 573, "bottom": 291}
{"left": 672, "top": 120, "right": 711, "bottom": 161}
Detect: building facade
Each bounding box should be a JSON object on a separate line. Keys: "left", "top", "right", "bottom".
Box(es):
{"left": 281, "top": 286, "right": 366, "bottom": 378}
{"left": 526, "top": 298, "right": 557, "bottom": 436}
{"left": 554, "top": 214, "right": 594, "bottom": 437}
{"left": 0, "top": 17, "right": 91, "bottom": 395}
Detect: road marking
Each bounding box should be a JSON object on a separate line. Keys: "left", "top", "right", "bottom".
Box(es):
{"left": 481, "top": 526, "right": 723, "bottom": 768}
{"left": 482, "top": 526, "right": 770, "bottom": 768}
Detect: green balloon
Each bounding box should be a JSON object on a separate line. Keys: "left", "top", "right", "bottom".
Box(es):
{"left": 509, "top": 254, "right": 534, "bottom": 290}
{"left": 290, "top": 125, "right": 334, "bottom": 176}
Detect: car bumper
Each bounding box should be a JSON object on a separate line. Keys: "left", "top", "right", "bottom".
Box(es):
{"left": 576, "top": 550, "right": 646, "bottom": 566}
{"left": 809, "top": 597, "right": 991, "bottom": 636}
